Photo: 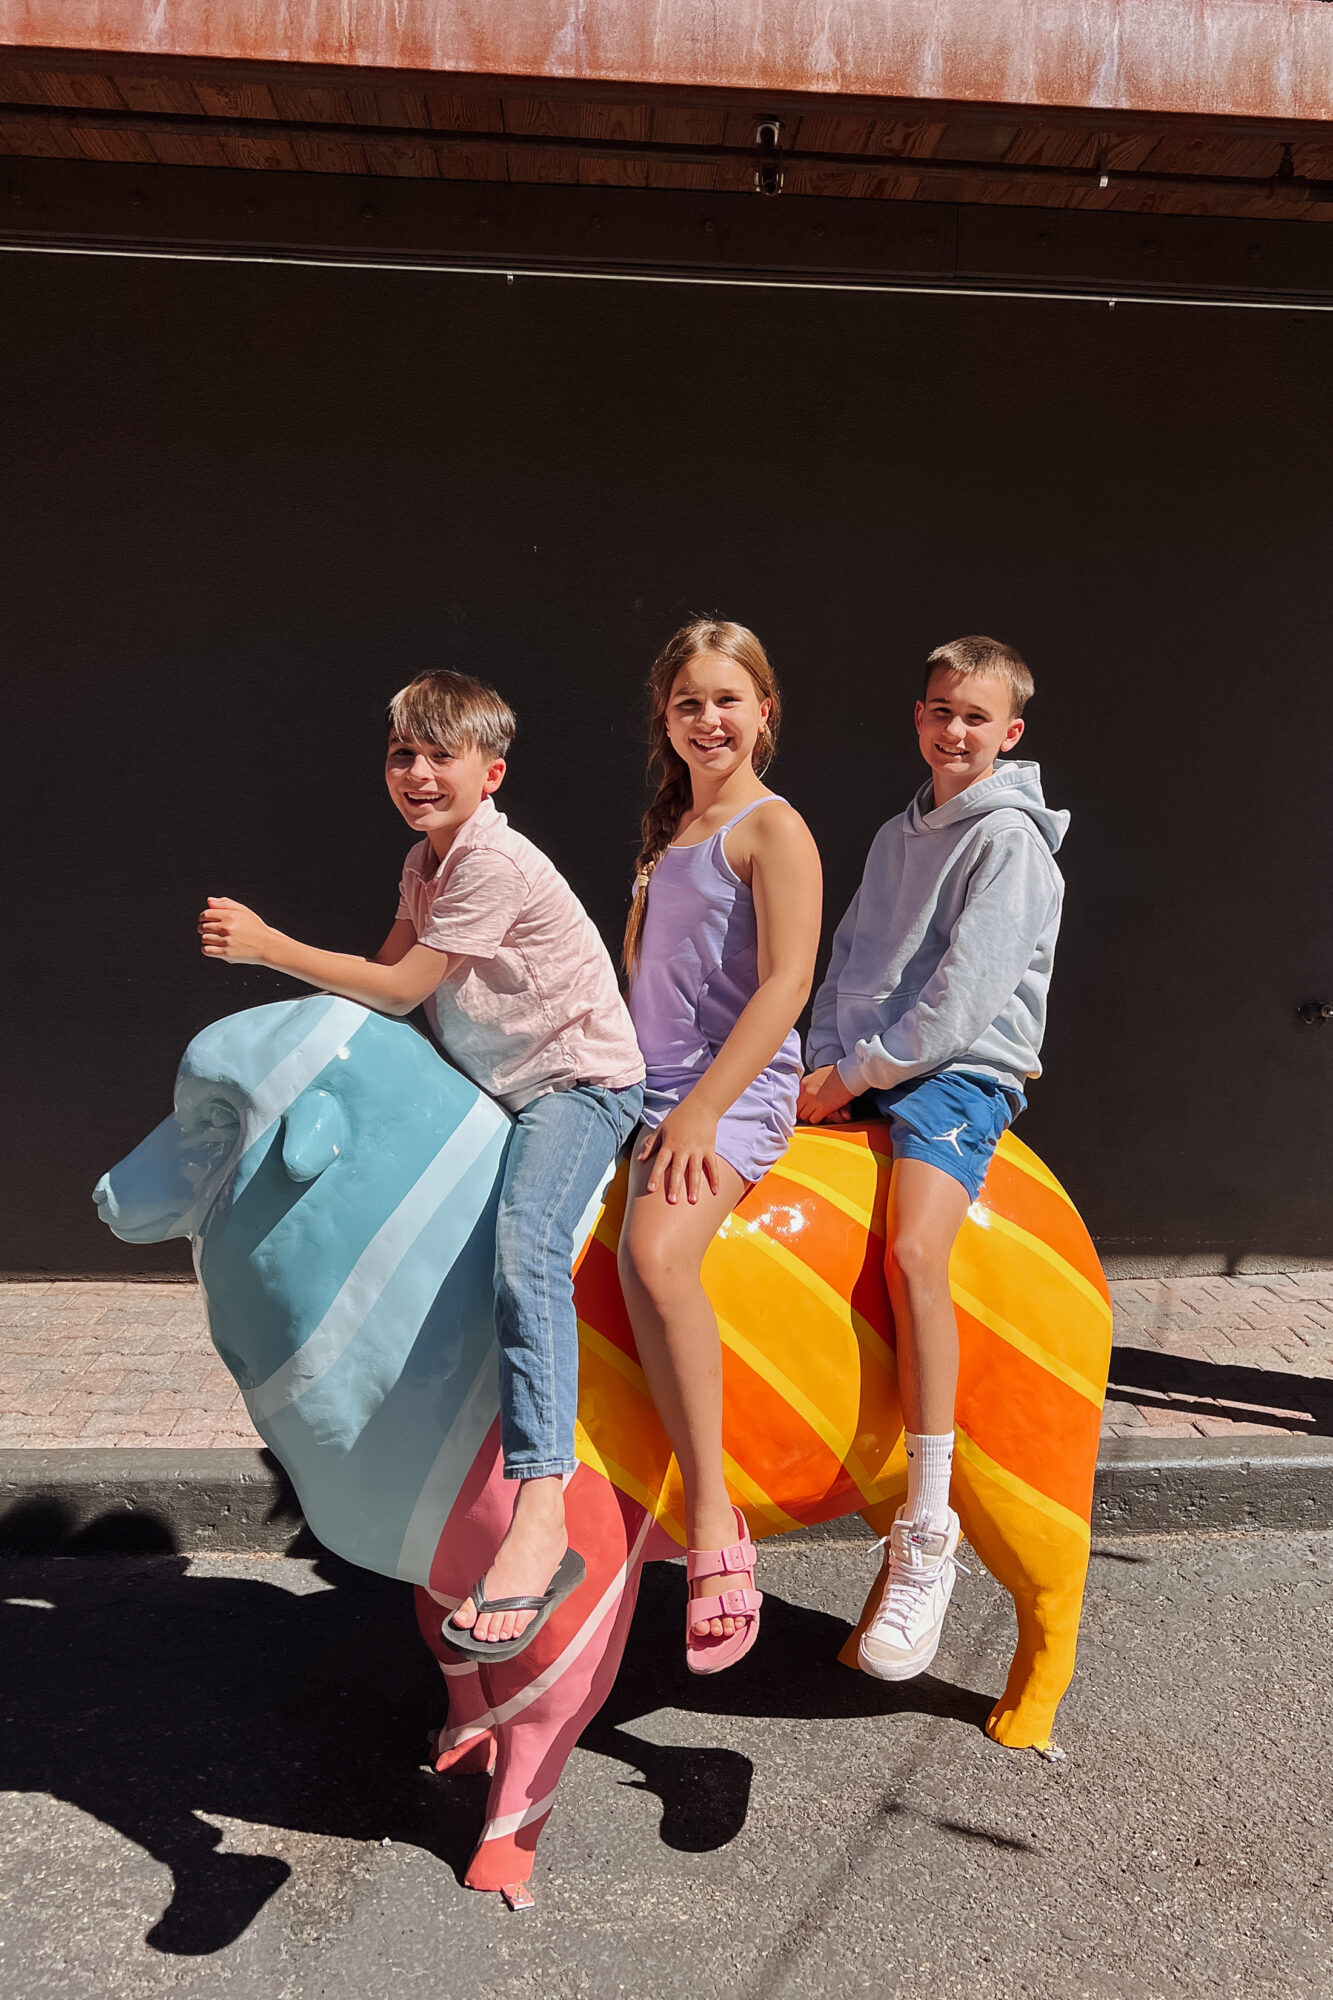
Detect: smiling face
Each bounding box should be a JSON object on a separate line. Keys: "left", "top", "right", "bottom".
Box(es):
{"left": 663, "top": 651, "right": 771, "bottom": 787}
{"left": 915, "top": 669, "right": 1025, "bottom": 807}
{"left": 385, "top": 736, "right": 506, "bottom": 855}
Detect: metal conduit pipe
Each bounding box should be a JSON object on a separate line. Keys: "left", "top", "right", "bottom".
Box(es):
{"left": 2, "top": 101, "right": 1332, "bottom": 206}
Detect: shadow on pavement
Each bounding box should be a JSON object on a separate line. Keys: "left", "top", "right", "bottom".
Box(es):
{"left": 580, "top": 1562, "right": 994, "bottom": 1854}
{"left": 0, "top": 1516, "right": 997, "bottom": 1957}
{"left": 1106, "top": 1347, "right": 1332, "bottom": 1434}
{"left": 0, "top": 1516, "right": 473, "bottom": 1957}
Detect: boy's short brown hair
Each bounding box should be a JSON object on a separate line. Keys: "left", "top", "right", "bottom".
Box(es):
{"left": 924, "top": 636, "right": 1034, "bottom": 719}
{"left": 386, "top": 670, "right": 516, "bottom": 760}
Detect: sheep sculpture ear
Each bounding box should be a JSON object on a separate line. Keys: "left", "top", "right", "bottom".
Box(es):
{"left": 280, "top": 1089, "right": 347, "bottom": 1183}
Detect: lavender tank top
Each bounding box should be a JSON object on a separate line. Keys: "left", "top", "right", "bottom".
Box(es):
{"left": 628, "top": 796, "right": 803, "bottom": 1086}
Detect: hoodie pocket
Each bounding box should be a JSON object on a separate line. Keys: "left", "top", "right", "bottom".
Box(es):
{"left": 843, "top": 988, "right": 921, "bottom": 1023}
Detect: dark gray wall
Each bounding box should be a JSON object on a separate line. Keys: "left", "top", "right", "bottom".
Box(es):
{"left": 3, "top": 249, "right": 1331, "bottom": 1273}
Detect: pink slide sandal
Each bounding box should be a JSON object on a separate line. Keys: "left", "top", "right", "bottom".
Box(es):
{"left": 685, "top": 1505, "right": 762, "bottom": 1675}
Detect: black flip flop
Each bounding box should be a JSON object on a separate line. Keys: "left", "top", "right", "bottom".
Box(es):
{"left": 443, "top": 1549, "right": 587, "bottom": 1663}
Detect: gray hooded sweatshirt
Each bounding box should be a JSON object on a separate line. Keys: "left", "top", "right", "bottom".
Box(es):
{"left": 806, "top": 760, "right": 1068, "bottom": 1100}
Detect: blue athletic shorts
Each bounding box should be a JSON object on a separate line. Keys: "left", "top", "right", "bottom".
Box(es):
{"left": 872, "top": 1071, "right": 1025, "bottom": 1204}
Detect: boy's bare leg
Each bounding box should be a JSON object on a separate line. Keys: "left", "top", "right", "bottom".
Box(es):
{"left": 883, "top": 1157, "right": 971, "bottom": 1512}
{"left": 859, "top": 1156, "right": 972, "bottom": 1679}
{"left": 618, "top": 1151, "right": 750, "bottom": 1639}
{"left": 451, "top": 1476, "right": 568, "bottom": 1646}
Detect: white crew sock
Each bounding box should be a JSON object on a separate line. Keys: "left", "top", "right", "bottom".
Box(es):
{"left": 903, "top": 1431, "right": 955, "bottom": 1531}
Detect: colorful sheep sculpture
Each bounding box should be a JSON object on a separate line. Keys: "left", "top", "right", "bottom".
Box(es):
{"left": 94, "top": 995, "right": 1111, "bottom": 1905}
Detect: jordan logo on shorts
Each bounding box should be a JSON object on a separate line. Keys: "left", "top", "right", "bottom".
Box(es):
{"left": 929, "top": 1123, "right": 969, "bottom": 1155}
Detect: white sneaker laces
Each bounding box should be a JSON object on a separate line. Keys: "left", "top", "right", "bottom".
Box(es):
{"left": 870, "top": 1529, "right": 970, "bottom": 1636}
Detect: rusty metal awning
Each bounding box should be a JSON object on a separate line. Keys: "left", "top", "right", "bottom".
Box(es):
{"left": 1, "top": 0, "right": 1331, "bottom": 308}
{"left": 4, "top": 0, "right": 1333, "bottom": 126}
{"left": 1, "top": 0, "right": 1332, "bottom": 222}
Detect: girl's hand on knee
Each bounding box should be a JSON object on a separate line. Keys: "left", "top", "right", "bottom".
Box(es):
{"left": 642, "top": 1101, "right": 720, "bottom": 1204}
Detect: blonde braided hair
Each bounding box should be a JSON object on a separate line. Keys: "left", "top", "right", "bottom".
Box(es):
{"left": 623, "top": 618, "right": 782, "bottom": 973}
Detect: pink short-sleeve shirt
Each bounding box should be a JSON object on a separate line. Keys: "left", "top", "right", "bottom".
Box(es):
{"left": 395, "top": 797, "right": 645, "bottom": 1113}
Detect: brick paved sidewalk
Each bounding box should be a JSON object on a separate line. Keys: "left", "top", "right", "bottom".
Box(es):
{"left": 1, "top": 1274, "right": 1331, "bottom": 1451}
{"left": 1102, "top": 1271, "right": 1333, "bottom": 1440}
{"left": 0, "top": 1283, "right": 252, "bottom": 1451}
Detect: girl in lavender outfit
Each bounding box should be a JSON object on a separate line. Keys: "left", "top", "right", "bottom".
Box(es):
{"left": 618, "top": 620, "right": 822, "bottom": 1673}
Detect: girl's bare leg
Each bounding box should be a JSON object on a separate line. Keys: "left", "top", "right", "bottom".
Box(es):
{"left": 618, "top": 1151, "right": 749, "bottom": 1639}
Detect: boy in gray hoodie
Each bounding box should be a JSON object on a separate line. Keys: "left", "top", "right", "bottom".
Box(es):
{"left": 798, "top": 635, "right": 1067, "bottom": 1683}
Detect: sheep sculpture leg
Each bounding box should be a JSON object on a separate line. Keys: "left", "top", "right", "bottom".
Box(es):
{"left": 961, "top": 1494, "right": 1090, "bottom": 1751}
{"left": 835, "top": 1121, "right": 1109, "bottom": 1751}
{"left": 415, "top": 1455, "right": 668, "bottom": 1899}
{"left": 843, "top": 1462, "right": 1092, "bottom": 1751}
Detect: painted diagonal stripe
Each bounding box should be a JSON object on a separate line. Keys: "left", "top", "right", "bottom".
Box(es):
{"left": 246, "top": 1097, "right": 505, "bottom": 1422}
{"left": 980, "top": 1153, "right": 1108, "bottom": 1298}
{"left": 480, "top": 1787, "right": 559, "bottom": 1844}
{"left": 737, "top": 1228, "right": 896, "bottom": 1382}
{"left": 572, "top": 1335, "right": 677, "bottom": 1527}
{"left": 767, "top": 1156, "right": 1107, "bottom": 1350}
{"left": 954, "top": 1305, "right": 1103, "bottom": 1517}
{"left": 792, "top": 1125, "right": 1091, "bottom": 1263}
{"left": 790, "top": 1130, "right": 893, "bottom": 1181}
{"left": 949, "top": 1282, "right": 1105, "bottom": 1407}
{"left": 721, "top": 1449, "right": 804, "bottom": 1536}
{"left": 395, "top": 1340, "right": 501, "bottom": 1582}
{"left": 574, "top": 1419, "right": 677, "bottom": 1534}
{"left": 975, "top": 1209, "right": 1113, "bottom": 1324}
{"left": 578, "top": 1318, "right": 648, "bottom": 1394}
{"left": 762, "top": 1160, "right": 876, "bottom": 1234}
{"left": 574, "top": 1236, "right": 641, "bottom": 1363}
{"left": 993, "top": 1128, "right": 1069, "bottom": 1200}
{"left": 574, "top": 1345, "right": 813, "bottom": 1544}
{"left": 246, "top": 998, "right": 370, "bottom": 1137}
{"left": 716, "top": 1313, "right": 883, "bottom": 1504}
{"left": 570, "top": 1157, "right": 618, "bottom": 1278}
{"left": 955, "top": 1427, "right": 1091, "bottom": 1546}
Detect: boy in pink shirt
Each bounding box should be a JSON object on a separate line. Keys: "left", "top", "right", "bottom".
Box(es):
{"left": 200, "top": 671, "right": 644, "bottom": 1659}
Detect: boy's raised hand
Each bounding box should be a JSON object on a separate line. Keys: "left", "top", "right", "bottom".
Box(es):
{"left": 797, "top": 1064, "right": 855, "bottom": 1125}
{"left": 199, "top": 897, "right": 272, "bottom": 966}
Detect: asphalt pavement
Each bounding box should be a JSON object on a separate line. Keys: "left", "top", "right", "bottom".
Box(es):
{"left": 1, "top": 1527, "right": 1329, "bottom": 1999}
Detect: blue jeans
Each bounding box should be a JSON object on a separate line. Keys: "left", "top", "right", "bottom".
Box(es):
{"left": 493, "top": 1080, "right": 644, "bottom": 1480}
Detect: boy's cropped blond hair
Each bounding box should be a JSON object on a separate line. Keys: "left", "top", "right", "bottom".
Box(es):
{"left": 925, "top": 636, "right": 1034, "bottom": 719}
{"left": 386, "top": 670, "right": 516, "bottom": 761}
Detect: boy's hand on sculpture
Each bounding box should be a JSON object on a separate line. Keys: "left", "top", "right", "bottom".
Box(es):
{"left": 199, "top": 897, "right": 272, "bottom": 965}
{"left": 638, "top": 1097, "right": 721, "bottom": 1205}
{"left": 797, "top": 1064, "right": 855, "bottom": 1124}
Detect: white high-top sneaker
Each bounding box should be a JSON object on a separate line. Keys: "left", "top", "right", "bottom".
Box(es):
{"left": 858, "top": 1507, "right": 964, "bottom": 1682}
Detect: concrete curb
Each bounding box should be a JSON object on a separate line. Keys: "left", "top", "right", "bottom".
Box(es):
{"left": 0, "top": 1449, "right": 306, "bottom": 1555}
{"left": 1091, "top": 1433, "right": 1333, "bottom": 1534}
{"left": 2, "top": 1436, "right": 1331, "bottom": 1555}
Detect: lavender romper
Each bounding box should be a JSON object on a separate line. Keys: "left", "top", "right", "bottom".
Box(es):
{"left": 628, "top": 796, "right": 802, "bottom": 1184}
